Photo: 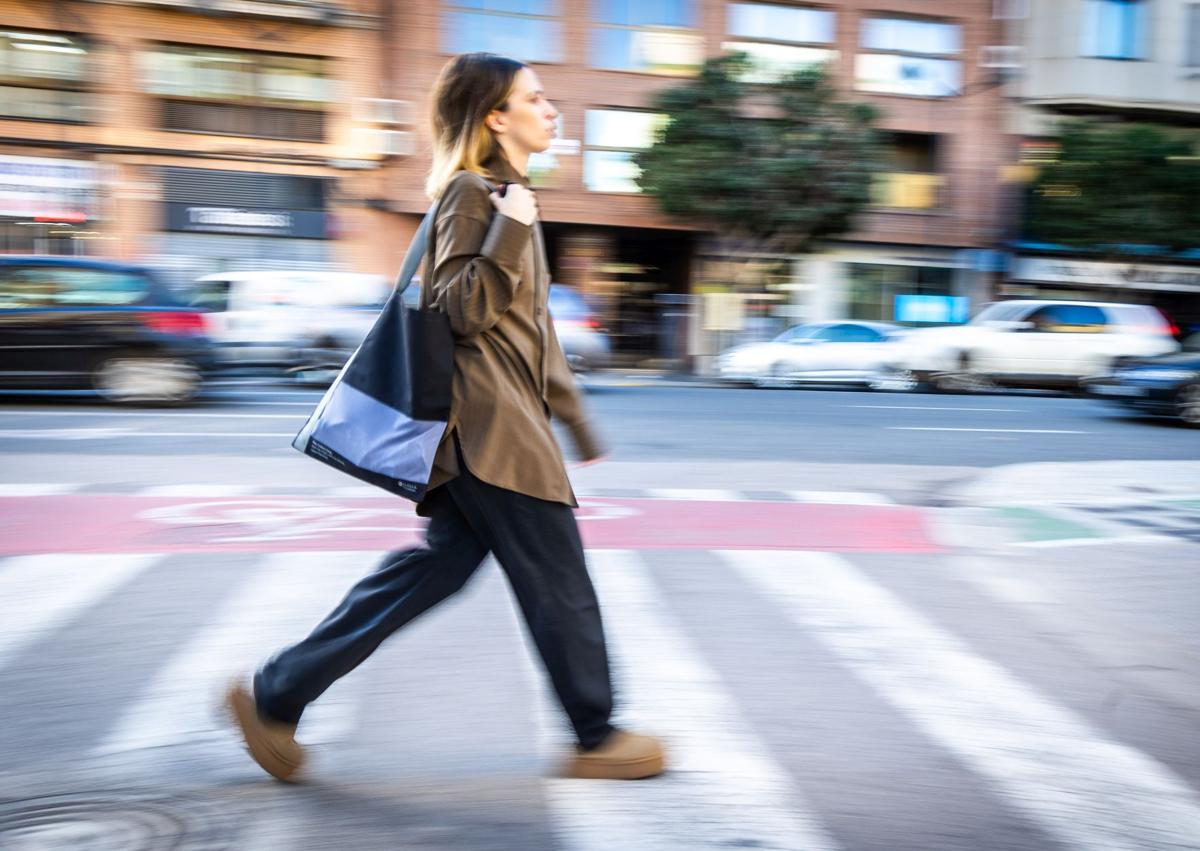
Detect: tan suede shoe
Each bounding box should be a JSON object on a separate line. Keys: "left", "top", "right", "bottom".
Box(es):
{"left": 225, "top": 679, "right": 305, "bottom": 783}
{"left": 562, "top": 730, "right": 666, "bottom": 780}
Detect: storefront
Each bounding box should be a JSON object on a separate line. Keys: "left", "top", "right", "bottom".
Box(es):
{"left": 544, "top": 224, "right": 693, "bottom": 368}
{"left": 149, "top": 167, "right": 335, "bottom": 287}
{"left": 0, "top": 154, "right": 101, "bottom": 255}
{"left": 1006, "top": 255, "right": 1200, "bottom": 337}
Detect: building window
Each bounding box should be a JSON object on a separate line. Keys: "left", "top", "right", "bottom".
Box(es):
{"left": 871, "top": 132, "right": 944, "bottom": 210}
{"left": 846, "top": 263, "right": 954, "bottom": 323}
{"left": 591, "top": 0, "right": 703, "bottom": 75}
{"left": 583, "top": 109, "right": 667, "bottom": 192}
{"left": 856, "top": 16, "right": 962, "bottom": 97}
{"left": 1081, "top": 0, "right": 1146, "bottom": 60}
{"left": 0, "top": 30, "right": 89, "bottom": 123}
{"left": 723, "top": 3, "right": 838, "bottom": 83}
{"left": 443, "top": 1, "right": 562, "bottom": 64}
{"left": 1186, "top": 3, "right": 1200, "bottom": 67}
{"left": 527, "top": 114, "right": 565, "bottom": 187}
{"left": 143, "top": 46, "right": 329, "bottom": 141}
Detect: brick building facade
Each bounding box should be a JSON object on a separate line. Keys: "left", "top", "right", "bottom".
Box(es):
{"left": 0, "top": 0, "right": 1012, "bottom": 368}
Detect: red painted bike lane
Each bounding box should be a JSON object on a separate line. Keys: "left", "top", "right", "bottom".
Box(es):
{"left": 0, "top": 494, "right": 943, "bottom": 555}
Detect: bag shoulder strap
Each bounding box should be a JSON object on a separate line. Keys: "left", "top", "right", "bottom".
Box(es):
{"left": 395, "top": 172, "right": 501, "bottom": 296}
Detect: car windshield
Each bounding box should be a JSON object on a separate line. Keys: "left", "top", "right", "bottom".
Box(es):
{"left": 968, "top": 302, "right": 1030, "bottom": 324}
{"left": 773, "top": 325, "right": 819, "bottom": 342}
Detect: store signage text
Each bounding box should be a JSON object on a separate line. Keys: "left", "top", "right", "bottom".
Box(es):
{"left": 1012, "top": 257, "right": 1200, "bottom": 292}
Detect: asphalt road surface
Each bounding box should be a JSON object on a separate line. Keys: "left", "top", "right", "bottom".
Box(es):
{"left": 1, "top": 379, "right": 1197, "bottom": 850}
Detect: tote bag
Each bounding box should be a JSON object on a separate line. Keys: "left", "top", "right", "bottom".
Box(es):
{"left": 292, "top": 203, "right": 453, "bottom": 501}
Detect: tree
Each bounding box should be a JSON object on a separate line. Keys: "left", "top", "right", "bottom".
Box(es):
{"left": 633, "top": 53, "right": 882, "bottom": 287}
{"left": 1025, "top": 120, "right": 1200, "bottom": 255}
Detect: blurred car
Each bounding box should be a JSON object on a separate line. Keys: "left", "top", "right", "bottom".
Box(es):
{"left": 549, "top": 283, "right": 610, "bottom": 373}
{"left": 1086, "top": 334, "right": 1200, "bottom": 427}
{"left": 717, "top": 321, "right": 905, "bottom": 388}
{"left": 0, "top": 256, "right": 215, "bottom": 403}
{"left": 876, "top": 300, "right": 1179, "bottom": 393}
{"left": 191, "top": 271, "right": 390, "bottom": 373}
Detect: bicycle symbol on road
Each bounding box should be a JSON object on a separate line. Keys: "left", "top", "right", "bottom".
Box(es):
{"left": 138, "top": 497, "right": 640, "bottom": 543}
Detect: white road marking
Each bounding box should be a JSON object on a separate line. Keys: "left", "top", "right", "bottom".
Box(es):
{"left": 137, "top": 484, "right": 261, "bottom": 497}
{"left": 0, "top": 410, "right": 303, "bottom": 418}
{"left": 1012, "top": 535, "right": 1175, "bottom": 549}
{"left": 645, "top": 488, "right": 743, "bottom": 502}
{"left": 96, "top": 551, "right": 371, "bottom": 755}
{"left": 536, "top": 549, "right": 838, "bottom": 851}
{"left": 0, "top": 554, "right": 160, "bottom": 672}
{"left": 847, "top": 405, "right": 1026, "bottom": 412}
{"left": 888, "top": 427, "right": 1087, "bottom": 434}
{"left": 787, "top": 491, "right": 895, "bottom": 505}
{"left": 725, "top": 549, "right": 1200, "bottom": 851}
{"left": 0, "top": 483, "right": 81, "bottom": 496}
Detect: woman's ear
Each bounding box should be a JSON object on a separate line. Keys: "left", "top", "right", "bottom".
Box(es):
{"left": 485, "top": 109, "right": 507, "bottom": 136}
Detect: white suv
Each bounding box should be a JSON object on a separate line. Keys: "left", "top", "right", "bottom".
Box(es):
{"left": 878, "top": 300, "right": 1180, "bottom": 392}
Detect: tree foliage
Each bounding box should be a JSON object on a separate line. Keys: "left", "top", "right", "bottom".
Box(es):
{"left": 1026, "top": 120, "right": 1200, "bottom": 254}
{"left": 633, "top": 53, "right": 882, "bottom": 269}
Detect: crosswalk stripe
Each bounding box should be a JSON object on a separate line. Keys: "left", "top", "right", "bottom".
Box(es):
{"left": 0, "top": 554, "right": 160, "bottom": 672}
{"left": 136, "top": 484, "right": 259, "bottom": 497}
{"left": 645, "top": 488, "right": 743, "bottom": 502}
{"left": 723, "top": 549, "right": 1200, "bottom": 851}
{"left": 787, "top": 491, "right": 894, "bottom": 505}
{"left": 538, "top": 549, "right": 838, "bottom": 851}
{"left": 95, "top": 551, "right": 372, "bottom": 756}
{"left": 0, "top": 483, "right": 81, "bottom": 496}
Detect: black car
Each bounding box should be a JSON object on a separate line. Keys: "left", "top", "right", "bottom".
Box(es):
{"left": 0, "top": 256, "right": 216, "bottom": 403}
{"left": 1088, "top": 339, "right": 1200, "bottom": 427}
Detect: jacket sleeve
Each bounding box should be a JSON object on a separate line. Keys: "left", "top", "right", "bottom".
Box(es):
{"left": 545, "top": 316, "right": 605, "bottom": 461}
{"left": 430, "top": 175, "right": 532, "bottom": 339}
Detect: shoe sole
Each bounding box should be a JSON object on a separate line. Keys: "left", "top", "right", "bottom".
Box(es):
{"left": 562, "top": 751, "right": 666, "bottom": 780}
{"left": 225, "top": 683, "right": 304, "bottom": 783}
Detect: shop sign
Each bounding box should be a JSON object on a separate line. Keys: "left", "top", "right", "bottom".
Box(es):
{"left": 1011, "top": 256, "right": 1200, "bottom": 292}
{"left": 165, "top": 203, "right": 327, "bottom": 238}
{"left": 0, "top": 155, "right": 97, "bottom": 222}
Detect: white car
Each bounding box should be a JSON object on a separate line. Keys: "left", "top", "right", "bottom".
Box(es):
{"left": 191, "top": 271, "right": 390, "bottom": 371}
{"left": 718, "top": 321, "right": 905, "bottom": 388}
{"left": 877, "top": 300, "right": 1180, "bottom": 392}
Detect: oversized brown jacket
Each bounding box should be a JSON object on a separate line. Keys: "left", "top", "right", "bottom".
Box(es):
{"left": 416, "top": 153, "right": 603, "bottom": 516}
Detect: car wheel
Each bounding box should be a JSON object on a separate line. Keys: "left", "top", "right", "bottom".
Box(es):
{"left": 869, "top": 368, "right": 920, "bottom": 392}
{"left": 94, "top": 352, "right": 201, "bottom": 404}
{"left": 1176, "top": 383, "right": 1200, "bottom": 427}
{"left": 755, "top": 363, "right": 792, "bottom": 389}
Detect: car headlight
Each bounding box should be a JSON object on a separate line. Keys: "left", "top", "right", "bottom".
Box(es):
{"left": 1133, "top": 368, "right": 1196, "bottom": 382}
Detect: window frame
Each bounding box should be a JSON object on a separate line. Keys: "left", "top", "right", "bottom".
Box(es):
{"left": 582, "top": 108, "right": 668, "bottom": 193}
{"left": 0, "top": 29, "right": 90, "bottom": 124}
{"left": 589, "top": 0, "right": 703, "bottom": 76}
{"left": 1185, "top": 2, "right": 1200, "bottom": 68}
{"left": 855, "top": 14, "right": 964, "bottom": 99}
{"left": 723, "top": 2, "right": 839, "bottom": 82}
{"left": 442, "top": 1, "right": 563, "bottom": 65}
{"left": 1080, "top": 0, "right": 1148, "bottom": 61}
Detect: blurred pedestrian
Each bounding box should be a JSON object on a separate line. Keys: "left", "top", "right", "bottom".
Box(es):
{"left": 225, "top": 52, "right": 665, "bottom": 783}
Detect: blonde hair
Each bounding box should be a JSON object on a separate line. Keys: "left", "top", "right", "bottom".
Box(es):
{"left": 426, "top": 53, "right": 525, "bottom": 199}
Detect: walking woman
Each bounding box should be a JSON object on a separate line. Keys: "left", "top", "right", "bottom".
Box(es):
{"left": 225, "top": 53, "right": 665, "bottom": 783}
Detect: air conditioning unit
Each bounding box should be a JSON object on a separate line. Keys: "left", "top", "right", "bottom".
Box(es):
{"left": 981, "top": 45, "right": 1022, "bottom": 70}
{"left": 992, "top": 0, "right": 1029, "bottom": 19}
{"left": 378, "top": 129, "right": 415, "bottom": 157}
{"left": 362, "top": 98, "right": 413, "bottom": 126}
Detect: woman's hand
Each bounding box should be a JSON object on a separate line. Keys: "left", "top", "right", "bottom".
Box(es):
{"left": 571, "top": 454, "right": 609, "bottom": 469}
{"left": 490, "top": 184, "right": 538, "bottom": 226}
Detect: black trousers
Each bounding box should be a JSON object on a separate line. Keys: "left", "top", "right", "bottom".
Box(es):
{"left": 254, "top": 453, "right": 615, "bottom": 750}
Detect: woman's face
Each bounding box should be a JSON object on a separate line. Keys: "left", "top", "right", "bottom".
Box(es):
{"left": 491, "top": 67, "right": 558, "bottom": 155}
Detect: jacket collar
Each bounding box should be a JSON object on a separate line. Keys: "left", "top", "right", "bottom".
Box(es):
{"left": 483, "top": 149, "right": 531, "bottom": 189}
